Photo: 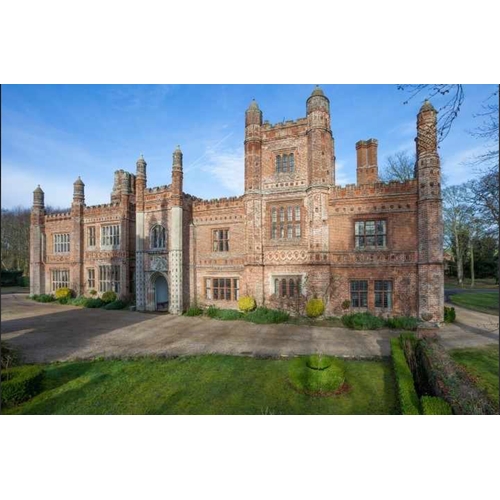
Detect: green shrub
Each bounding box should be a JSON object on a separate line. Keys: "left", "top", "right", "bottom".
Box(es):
{"left": 104, "top": 300, "right": 128, "bottom": 310}
{"left": 444, "top": 306, "right": 456, "bottom": 323}
{"left": 1, "top": 341, "right": 20, "bottom": 370}
{"left": 206, "top": 305, "right": 220, "bottom": 318}
{"left": 341, "top": 300, "right": 351, "bottom": 310}
{"left": 33, "top": 294, "right": 56, "bottom": 303}
{"left": 84, "top": 298, "right": 105, "bottom": 308}
{"left": 306, "top": 298, "right": 325, "bottom": 318}
{"left": 69, "top": 296, "right": 90, "bottom": 307}
{"left": 238, "top": 295, "right": 257, "bottom": 313}
{"left": 55, "top": 287, "right": 73, "bottom": 301}
{"left": 1, "top": 365, "right": 44, "bottom": 406}
{"left": 1, "top": 270, "right": 23, "bottom": 286}
{"left": 416, "top": 339, "right": 496, "bottom": 414}
{"left": 421, "top": 396, "right": 453, "bottom": 415}
{"left": 390, "top": 337, "right": 421, "bottom": 415}
{"left": 101, "top": 291, "right": 118, "bottom": 303}
{"left": 185, "top": 306, "right": 204, "bottom": 316}
{"left": 342, "top": 312, "right": 385, "bottom": 330}
{"left": 217, "top": 309, "right": 244, "bottom": 321}
{"left": 89, "top": 289, "right": 98, "bottom": 297}
{"left": 244, "top": 307, "right": 289, "bottom": 324}
{"left": 289, "top": 356, "right": 346, "bottom": 396}
{"left": 386, "top": 316, "right": 419, "bottom": 331}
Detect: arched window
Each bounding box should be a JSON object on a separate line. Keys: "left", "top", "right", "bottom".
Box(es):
{"left": 281, "top": 279, "right": 287, "bottom": 297}
{"left": 274, "top": 278, "right": 279, "bottom": 295}
{"left": 289, "top": 153, "right": 295, "bottom": 173}
{"left": 276, "top": 155, "right": 282, "bottom": 173}
{"left": 289, "top": 279, "right": 295, "bottom": 298}
{"left": 282, "top": 154, "right": 288, "bottom": 173}
{"left": 151, "top": 225, "right": 166, "bottom": 249}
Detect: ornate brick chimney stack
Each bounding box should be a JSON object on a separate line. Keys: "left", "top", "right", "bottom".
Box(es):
{"left": 416, "top": 100, "right": 444, "bottom": 325}
{"left": 30, "top": 185, "right": 46, "bottom": 295}
{"left": 356, "top": 139, "right": 378, "bottom": 185}
{"left": 306, "top": 85, "right": 334, "bottom": 186}
{"left": 135, "top": 155, "right": 147, "bottom": 311}
{"left": 244, "top": 99, "right": 263, "bottom": 193}
{"left": 170, "top": 146, "right": 184, "bottom": 314}
{"left": 71, "top": 177, "right": 85, "bottom": 295}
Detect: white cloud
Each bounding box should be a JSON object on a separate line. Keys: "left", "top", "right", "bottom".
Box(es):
{"left": 335, "top": 159, "right": 356, "bottom": 186}
{"left": 441, "top": 145, "right": 491, "bottom": 185}
{"left": 200, "top": 146, "right": 245, "bottom": 195}
{"left": 1, "top": 163, "right": 112, "bottom": 209}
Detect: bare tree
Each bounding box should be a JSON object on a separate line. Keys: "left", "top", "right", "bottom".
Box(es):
{"left": 443, "top": 185, "right": 473, "bottom": 286}
{"left": 397, "top": 84, "right": 465, "bottom": 143}
{"left": 380, "top": 150, "right": 415, "bottom": 182}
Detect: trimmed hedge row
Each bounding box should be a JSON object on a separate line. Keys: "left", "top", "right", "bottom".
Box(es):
{"left": 1, "top": 365, "right": 44, "bottom": 406}
{"left": 421, "top": 396, "right": 452, "bottom": 415}
{"left": 416, "top": 339, "right": 497, "bottom": 415}
{"left": 390, "top": 337, "right": 420, "bottom": 415}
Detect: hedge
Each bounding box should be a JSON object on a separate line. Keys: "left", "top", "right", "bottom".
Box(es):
{"left": 421, "top": 396, "right": 453, "bottom": 415}
{"left": 390, "top": 337, "right": 420, "bottom": 415}
{"left": 416, "top": 339, "right": 497, "bottom": 415}
{"left": 342, "top": 312, "right": 385, "bottom": 330}
{"left": 1, "top": 365, "right": 44, "bottom": 406}
{"left": 101, "top": 291, "right": 118, "bottom": 303}
{"left": 103, "top": 300, "right": 128, "bottom": 310}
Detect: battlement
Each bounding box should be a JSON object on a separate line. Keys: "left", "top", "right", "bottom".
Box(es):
{"left": 193, "top": 195, "right": 244, "bottom": 211}
{"left": 84, "top": 203, "right": 121, "bottom": 212}
{"left": 45, "top": 212, "right": 72, "bottom": 220}
{"left": 146, "top": 185, "right": 170, "bottom": 193}
{"left": 262, "top": 117, "right": 307, "bottom": 130}
{"left": 330, "top": 179, "right": 418, "bottom": 200}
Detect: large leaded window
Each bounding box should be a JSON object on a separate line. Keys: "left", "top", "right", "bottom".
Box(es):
{"left": 212, "top": 229, "right": 229, "bottom": 252}
{"left": 87, "top": 226, "right": 96, "bottom": 247}
{"left": 205, "top": 278, "right": 239, "bottom": 301}
{"left": 375, "top": 280, "right": 393, "bottom": 309}
{"left": 151, "top": 225, "right": 166, "bottom": 249}
{"left": 350, "top": 280, "right": 368, "bottom": 308}
{"left": 274, "top": 276, "right": 301, "bottom": 298}
{"left": 99, "top": 265, "right": 121, "bottom": 293}
{"left": 52, "top": 269, "right": 69, "bottom": 291}
{"left": 54, "top": 233, "right": 70, "bottom": 253}
{"left": 87, "top": 268, "right": 95, "bottom": 289}
{"left": 276, "top": 153, "right": 295, "bottom": 174}
{"left": 101, "top": 225, "right": 120, "bottom": 247}
{"left": 355, "top": 220, "right": 386, "bottom": 249}
{"left": 271, "top": 204, "right": 301, "bottom": 240}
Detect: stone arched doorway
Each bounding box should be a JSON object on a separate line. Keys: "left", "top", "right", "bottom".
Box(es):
{"left": 153, "top": 274, "right": 169, "bottom": 311}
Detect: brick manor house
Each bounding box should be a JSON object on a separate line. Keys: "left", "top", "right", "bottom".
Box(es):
{"left": 30, "top": 86, "right": 444, "bottom": 323}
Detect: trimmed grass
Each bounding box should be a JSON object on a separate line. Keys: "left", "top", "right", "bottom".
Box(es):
{"left": 2, "top": 355, "right": 398, "bottom": 415}
{"left": 451, "top": 345, "right": 499, "bottom": 409}
{"left": 450, "top": 292, "right": 499, "bottom": 315}
{"left": 444, "top": 278, "right": 498, "bottom": 289}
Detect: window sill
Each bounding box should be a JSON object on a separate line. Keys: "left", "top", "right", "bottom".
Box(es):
{"left": 354, "top": 247, "right": 388, "bottom": 252}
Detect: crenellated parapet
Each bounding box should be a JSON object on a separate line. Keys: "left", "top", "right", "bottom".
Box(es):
{"left": 330, "top": 179, "right": 418, "bottom": 201}
{"left": 193, "top": 195, "right": 244, "bottom": 211}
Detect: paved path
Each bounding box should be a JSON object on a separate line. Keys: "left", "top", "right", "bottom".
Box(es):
{"left": 1, "top": 294, "right": 497, "bottom": 363}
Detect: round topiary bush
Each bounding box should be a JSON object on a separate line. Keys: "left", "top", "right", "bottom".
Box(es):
{"left": 101, "top": 291, "right": 117, "bottom": 303}
{"left": 289, "top": 355, "right": 346, "bottom": 396}
{"left": 238, "top": 295, "right": 257, "bottom": 313}
{"left": 306, "top": 354, "right": 332, "bottom": 371}
{"left": 89, "top": 289, "right": 98, "bottom": 297}
{"left": 55, "top": 287, "right": 73, "bottom": 301}
{"left": 341, "top": 299, "right": 351, "bottom": 310}
{"left": 1, "top": 365, "right": 44, "bottom": 406}
{"left": 305, "top": 298, "right": 325, "bottom": 318}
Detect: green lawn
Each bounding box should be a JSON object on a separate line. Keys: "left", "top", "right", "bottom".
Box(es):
{"left": 2, "top": 355, "right": 398, "bottom": 415}
{"left": 444, "top": 277, "right": 498, "bottom": 289}
{"left": 451, "top": 345, "right": 499, "bottom": 409}
{"left": 450, "top": 292, "right": 499, "bottom": 315}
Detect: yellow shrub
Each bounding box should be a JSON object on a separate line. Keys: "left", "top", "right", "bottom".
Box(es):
{"left": 238, "top": 295, "right": 257, "bottom": 313}
{"left": 306, "top": 298, "right": 325, "bottom": 318}
{"left": 54, "top": 288, "right": 72, "bottom": 300}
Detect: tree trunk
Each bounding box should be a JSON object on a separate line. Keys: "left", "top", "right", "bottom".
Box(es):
{"left": 455, "top": 230, "right": 463, "bottom": 286}
{"left": 470, "top": 241, "right": 475, "bottom": 288}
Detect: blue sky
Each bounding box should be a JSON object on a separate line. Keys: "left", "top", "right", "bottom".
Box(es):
{"left": 1, "top": 84, "right": 496, "bottom": 209}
